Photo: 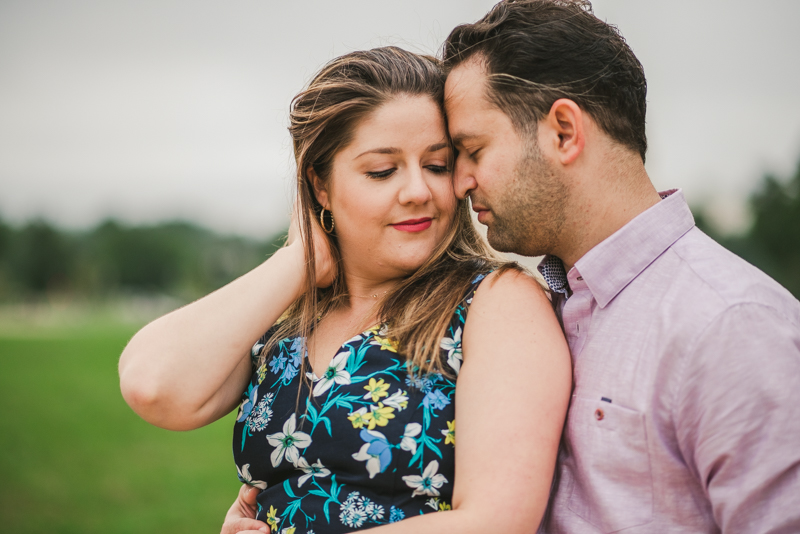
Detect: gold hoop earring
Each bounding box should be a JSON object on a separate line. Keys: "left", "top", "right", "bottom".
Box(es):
{"left": 319, "top": 208, "right": 334, "bottom": 234}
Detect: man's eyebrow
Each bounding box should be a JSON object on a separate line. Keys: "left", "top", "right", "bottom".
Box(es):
{"left": 427, "top": 142, "right": 450, "bottom": 153}
{"left": 450, "top": 133, "right": 481, "bottom": 147}
{"left": 355, "top": 147, "right": 401, "bottom": 159}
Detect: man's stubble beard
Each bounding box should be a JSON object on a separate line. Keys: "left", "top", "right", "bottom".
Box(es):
{"left": 484, "top": 139, "right": 568, "bottom": 257}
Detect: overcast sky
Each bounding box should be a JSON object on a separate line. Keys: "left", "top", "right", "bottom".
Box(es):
{"left": 1, "top": 0, "right": 799, "bottom": 238}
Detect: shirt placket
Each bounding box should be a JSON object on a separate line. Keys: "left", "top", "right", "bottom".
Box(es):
{"left": 561, "top": 274, "right": 592, "bottom": 358}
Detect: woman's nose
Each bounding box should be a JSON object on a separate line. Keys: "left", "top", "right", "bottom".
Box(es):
{"left": 398, "top": 168, "right": 434, "bottom": 205}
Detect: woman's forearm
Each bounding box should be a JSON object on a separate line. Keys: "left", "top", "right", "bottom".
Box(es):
{"left": 119, "top": 245, "right": 305, "bottom": 430}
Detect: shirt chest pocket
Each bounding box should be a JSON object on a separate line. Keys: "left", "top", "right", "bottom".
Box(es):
{"left": 566, "top": 396, "right": 654, "bottom": 532}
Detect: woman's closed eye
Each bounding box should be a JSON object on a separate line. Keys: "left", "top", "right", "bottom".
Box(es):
{"left": 425, "top": 165, "right": 450, "bottom": 175}
{"left": 366, "top": 168, "right": 396, "bottom": 180}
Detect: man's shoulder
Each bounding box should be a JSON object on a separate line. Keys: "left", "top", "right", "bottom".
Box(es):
{"left": 661, "top": 226, "right": 800, "bottom": 325}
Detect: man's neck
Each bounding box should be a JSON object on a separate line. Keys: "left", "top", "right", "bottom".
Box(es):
{"left": 557, "top": 166, "right": 662, "bottom": 273}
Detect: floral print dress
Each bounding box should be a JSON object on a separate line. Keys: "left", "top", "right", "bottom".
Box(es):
{"left": 232, "top": 273, "right": 488, "bottom": 533}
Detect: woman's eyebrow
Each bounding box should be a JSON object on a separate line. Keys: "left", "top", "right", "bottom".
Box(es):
{"left": 355, "top": 143, "right": 449, "bottom": 159}
{"left": 355, "top": 147, "right": 401, "bottom": 159}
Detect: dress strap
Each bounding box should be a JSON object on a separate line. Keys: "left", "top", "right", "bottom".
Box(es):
{"left": 461, "top": 271, "right": 493, "bottom": 309}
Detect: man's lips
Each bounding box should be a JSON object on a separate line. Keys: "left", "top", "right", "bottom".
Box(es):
{"left": 391, "top": 217, "right": 433, "bottom": 232}
{"left": 471, "top": 205, "right": 490, "bottom": 224}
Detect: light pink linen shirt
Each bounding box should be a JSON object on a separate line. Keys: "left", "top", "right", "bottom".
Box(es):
{"left": 538, "top": 190, "right": 800, "bottom": 533}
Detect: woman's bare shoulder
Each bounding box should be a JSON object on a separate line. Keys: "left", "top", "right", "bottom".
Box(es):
{"left": 471, "top": 266, "right": 554, "bottom": 316}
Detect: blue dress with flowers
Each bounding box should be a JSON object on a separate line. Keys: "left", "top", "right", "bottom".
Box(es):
{"left": 232, "top": 273, "right": 489, "bottom": 533}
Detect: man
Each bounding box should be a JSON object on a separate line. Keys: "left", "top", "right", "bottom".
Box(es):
{"left": 441, "top": 1, "right": 800, "bottom": 532}
{"left": 224, "top": 1, "right": 800, "bottom": 532}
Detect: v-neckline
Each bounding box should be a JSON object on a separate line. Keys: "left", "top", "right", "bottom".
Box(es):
{"left": 304, "top": 322, "right": 383, "bottom": 379}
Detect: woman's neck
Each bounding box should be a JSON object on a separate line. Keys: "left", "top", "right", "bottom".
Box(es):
{"left": 342, "top": 271, "right": 401, "bottom": 302}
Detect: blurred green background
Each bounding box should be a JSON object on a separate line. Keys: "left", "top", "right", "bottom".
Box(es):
{"left": 0, "top": 159, "right": 799, "bottom": 533}
{"left": 0, "top": 226, "right": 284, "bottom": 533}
{"left": 0, "top": 327, "right": 238, "bottom": 533}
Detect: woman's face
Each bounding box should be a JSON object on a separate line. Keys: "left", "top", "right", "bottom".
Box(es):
{"left": 315, "top": 94, "right": 457, "bottom": 281}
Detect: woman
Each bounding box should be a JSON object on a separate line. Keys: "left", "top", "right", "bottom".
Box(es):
{"left": 119, "top": 47, "right": 571, "bottom": 534}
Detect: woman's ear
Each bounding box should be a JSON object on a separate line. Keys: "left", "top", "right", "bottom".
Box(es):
{"left": 308, "top": 167, "right": 330, "bottom": 209}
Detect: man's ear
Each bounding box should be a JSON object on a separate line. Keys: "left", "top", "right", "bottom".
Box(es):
{"left": 308, "top": 167, "right": 330, "bottom": 209}
{"left": 541, "top": 98, "right": 585, "bottom": 165}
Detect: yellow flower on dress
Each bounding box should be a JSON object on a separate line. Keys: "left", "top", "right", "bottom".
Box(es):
{"left": 257, "top": 363, "right": 267, "bottom": 385}
{"left": 347, "top": 407, "right": 373, "bottom": 429}
{"left": 369, "top": 326, "right": 398, "bottom": 352}
{"left": 371, "top": 336, "right": 398, "bottom": 352}
{"left": 266, "top": 505, "right": 280, "bottom": 532}
{"left": 363, "top": 378, "right": 390, "bottom": 402}
{"left": 367, "top": 324, "right": 384, "bottom": 335}
{"left": 367, "top": 403, "right": 395, "bottom": 429}
{"left": 442, "top": 420, "right": 455, "bottom": 446}
{"left": 438, "top": 501, "right": 452, "bottom": 511}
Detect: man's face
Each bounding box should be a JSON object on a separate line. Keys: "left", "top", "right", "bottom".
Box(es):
{"left": 444, "top": 58, "right": 567, "bottom": 257}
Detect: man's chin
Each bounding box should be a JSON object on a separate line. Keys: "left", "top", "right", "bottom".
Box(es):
{"left": 487, "top": 226, "right": 548, "bottom": 257}
{"left": 486, "top": 227, "right": 523, "bottom": 254}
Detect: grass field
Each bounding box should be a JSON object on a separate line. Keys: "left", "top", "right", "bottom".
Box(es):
{"left": 0, "top": 324, "right": 241, "bottom": 533}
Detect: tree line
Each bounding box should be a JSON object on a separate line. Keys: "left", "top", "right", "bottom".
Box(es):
{"left": 0, "top": 218, "right": 285, "bottom": 302}
{"left": 694, "top": 156, "right": 800, "bottom": 299}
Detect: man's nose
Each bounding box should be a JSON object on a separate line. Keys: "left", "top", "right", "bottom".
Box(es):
{"left": 453, "top": 162, "right": 477, "bottom": 200}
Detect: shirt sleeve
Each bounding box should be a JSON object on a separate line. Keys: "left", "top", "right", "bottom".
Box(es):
{"left": 674, "top": 303, "right": 800, "bottom": 533}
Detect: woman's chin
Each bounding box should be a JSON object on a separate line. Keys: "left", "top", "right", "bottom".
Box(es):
{"left": 386, "top": 251, "right": 438, "bottom": 277}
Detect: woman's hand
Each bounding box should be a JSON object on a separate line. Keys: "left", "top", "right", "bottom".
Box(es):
{"left": 221, "top": 485, "right": 267, "bottom": 534}
{"left": 286, "top": 197, "right": 337, "bottom": 288}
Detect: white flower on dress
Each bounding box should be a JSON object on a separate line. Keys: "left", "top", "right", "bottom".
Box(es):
{"left": 236, "top": 463, "right": 267, "bottom": 490}
{"left": 266, "top": 414, "right": 312, "bottom": 467}
{"left": 339, "top": 492, "right": 368, "bottom": 528}
{"left": 402, "top": 460, "right": 448, "bottom": 497}
{"left": 382, "top": 389, "right": 409, "bottom": 411}
{"left": 364, "top": 499, "right": 385, "bottom": 521}
{"left": 399, "top": 422, "right": 422, "bottom": 455}
{"left": 312, "top": 351, "right": 351, "bottom": 397}
{"left": 425, "top": 497, "right": 440, "bottom": 510}
{"left": 246, "top": 392, "right": 274, "bottom": 433}
{"left": 339, "top": 492, "right": 383, "bottom": 528}
{"left": 440, "top": 327, "right": 462, "bottom": 375}
{"left": 351, "top": 429, "right": 391, "bottom": 479}
{"left": 352, "top": 443, "right": 380, "bottom": 479}
{"left": 296, "top": 457, "right": 331, "bottom": 487}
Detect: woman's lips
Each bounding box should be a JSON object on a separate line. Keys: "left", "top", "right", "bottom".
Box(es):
{"left": 391, "top": 218, "right": 433, "bottom": 232}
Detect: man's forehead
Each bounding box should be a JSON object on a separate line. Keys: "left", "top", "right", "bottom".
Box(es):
{"left": 444, "top": 56, "right": 488, "bottom": 105}
{"left": 445, "top": 57, "right": 496, "bottom": 141}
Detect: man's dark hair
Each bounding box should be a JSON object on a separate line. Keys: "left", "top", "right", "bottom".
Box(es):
{"left": 443, "top": 0, "right": 648, "bottom": 161}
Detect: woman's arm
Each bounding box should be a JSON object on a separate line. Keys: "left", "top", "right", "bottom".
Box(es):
{"left": 119, "top": 203, "right": 335, "bottom": 431}
{"left": 119, "top": 244, "right": 305, "bottom": 430}
{"left": 359, "top": 269, "right": 572, "bottom": 532}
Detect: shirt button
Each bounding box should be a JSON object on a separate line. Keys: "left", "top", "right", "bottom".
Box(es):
{"left": 594, "top": 408, "right": 604, "bottom": 421}
{"left": 577, "top": 276, "right": 584, "bottom": 281}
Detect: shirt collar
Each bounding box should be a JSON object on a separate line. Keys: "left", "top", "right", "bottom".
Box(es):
{"left": 537, "top": 189, "right": 695, "bottom": 308}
